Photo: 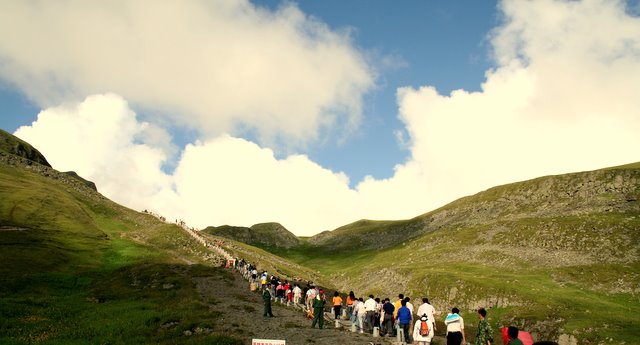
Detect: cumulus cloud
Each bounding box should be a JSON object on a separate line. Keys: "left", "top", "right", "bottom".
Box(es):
{"left": 378, "top": 0, "right": 640, "bottom": 211}
{"left": 10, "top": 0, "right": 640, "bottom": 236}
{"left": 0, "top": 0, "right": 373, "bottom": 147}
{"left": 14, "top": 94, "right": 183, "bottom": 218}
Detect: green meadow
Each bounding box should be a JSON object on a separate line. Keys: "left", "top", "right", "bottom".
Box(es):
{"left": 2, "top": 136, "right": 639, "bottom": 344}
{"left": 0, "top": 164, "right": 241, "bottom": 345}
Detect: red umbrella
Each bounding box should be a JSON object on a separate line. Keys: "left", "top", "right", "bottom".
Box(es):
{"left": 501, "top": 327, "right": 534, "bottom": 345}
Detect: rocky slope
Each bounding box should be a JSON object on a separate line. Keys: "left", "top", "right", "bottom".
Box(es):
{"left": 0, "top": 128, "right": 51, "bottom": 167}
{"left": 202, "top": 222, "right": 301, "bottom": 249}
{"left": 309, "top": 166, "right": 640, "bottom": 253}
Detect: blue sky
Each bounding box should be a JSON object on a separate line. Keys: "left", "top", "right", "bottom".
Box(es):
{"left": 1, "top": 0, "right": 639, "bottom": 235}
{"left": 0, "top": 0, "right": 498, "bottom": 183}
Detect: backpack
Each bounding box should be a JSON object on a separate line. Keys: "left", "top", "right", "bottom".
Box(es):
{"left": 419, "top": 320, "right": 429, "bottom": 336}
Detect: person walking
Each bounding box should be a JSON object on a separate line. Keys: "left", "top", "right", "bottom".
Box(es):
{"left": 445, "top": 307, "right": 466, "bottom": 345}
{"left": 405, "top": 297, "right": 415, "bottom": 335}
{"left": 413, "top": 314, "right": 435, "bottom": 345}
{"left": 311, "top": 289, "right": 327, "bottom": 329}
{"left": 417, "top": 298, "right": 437, "bottom": 333}
{"left": 506, "top": 326, "right": 524, "bottom": 345}
{"left": 396, "top": 299, "right": 412, "bottom": 343}
{"left": 346, "top": 291, "right": 356, "bottom": 319}
{"left": 262, "top": 284, "right": 274, "bottom": 317}
{"left": 332, "top": 291, "right": 343, "bottom": 320}
{"left": 474, "top": 308, "right": 494, "bottom": 345}
{"left": 354, "top": 297, "right": 366, "bottom": 333}
{"left": 364, "top": 295, "right": 377, "bottom": 333}
{"left": 393, "top": 293, "right": 404, "bottom": 319}
{"left": 381, "top": 298, "right": 395, "bottom": 337}
{"left": 293, "top": 284, "right": 302, "bottom": 307}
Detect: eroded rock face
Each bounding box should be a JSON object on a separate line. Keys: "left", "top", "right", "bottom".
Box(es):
{"left": 0, "top": 129, "right": 51, "bottom": 167}
{"left": 558, "top": 334, "right": 578, "bottom": 345}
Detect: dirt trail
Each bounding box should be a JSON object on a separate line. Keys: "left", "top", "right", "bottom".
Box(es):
{"left": 194, "top": 268, "right": 402, "bottom": 345}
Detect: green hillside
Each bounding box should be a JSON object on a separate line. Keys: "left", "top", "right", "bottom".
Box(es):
{"left": 258, "top": 165, "right": 640, "bottom": 344}
{"left": 0, "top": 152, "right": 240, "bottom": 344}
{"left": 2, "top": 126, "right": 638, "bottom": 344}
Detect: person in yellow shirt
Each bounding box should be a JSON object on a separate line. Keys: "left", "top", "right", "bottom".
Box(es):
{"left": 393, "top": 293, "right": 404, "bottom": 318}
{"left": 332, "top": 291, "right": 343, "bottom": 320}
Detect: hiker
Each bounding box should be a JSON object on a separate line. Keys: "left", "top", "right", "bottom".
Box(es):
{"left": 474, "top": 308, "right": 493, "bottom": 345}
{"left": 332, "top": 291, "right": 343, "bottom": 320}
{"left": 405, "top": 297, "right": 415, "bottom": 335}
{"left": 396, "top": 299, "right": 412, "bottom": 343}
{"left": 506, "top": 326, "right": 524, "bottom": 345}
{"left": 374, "top": 297, "right": 382, "bottom": 329}
{"left": 413, "top": 313, "right": 434, "bottom": 345}
{"left": 262, "top": 284, "right": 274, "bottom": 317}
{"left": 306, "top": 286, "right": 317, "bottom": 311}
{"left": 293, "top": 284, "right": 302, "bottom": 307}
{"left": 346, "top": 291, "right": 356, "bottom": 319}
{"left": 310, "top": 289, "right": 327, "bottom": 329}
{"left": 364, "top": 294, "right": 377, "bottom": 332}
{"left": 445, "top": 307, "right": 466, "bottom": 345}
{"left": 417, "top": 298, "right": 437, "bottom": 333}
{"left": 353, "top": 297, "right": 366, "bottom": 333}
{"left": 393, "top": 293, "right": 404, "bottom": 319}
{"left": 381, "top": 298, "right": 395, "bottom": 337}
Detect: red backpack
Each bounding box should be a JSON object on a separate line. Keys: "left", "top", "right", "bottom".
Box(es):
{"left": 419, "top": 320, "right": 429, "bottom": 336}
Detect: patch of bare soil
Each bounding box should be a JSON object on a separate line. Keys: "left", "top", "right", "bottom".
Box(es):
{"left": 0, "top": 226, "right": 29, "bottom": 231}
{"left": 193, "top": 269, "right": 401, "bottom": 345}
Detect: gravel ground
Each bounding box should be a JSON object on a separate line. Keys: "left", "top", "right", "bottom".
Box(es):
{"left": 192, "top": 269, "right": 442, "bottom": 345}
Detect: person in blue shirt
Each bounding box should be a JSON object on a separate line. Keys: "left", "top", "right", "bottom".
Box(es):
{"left": 396, "top": 299, "right": 412, "bottom": 343}
{"left": 381, "top": 298, "right": 395, "bottom": 337}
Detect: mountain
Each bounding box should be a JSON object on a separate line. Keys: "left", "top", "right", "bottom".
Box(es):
{"left": 2, "top": 128, "right": 638, "bottom": 344}
{"left": 309, "top": 163, "right": 640, "bottom": 253}
{"left": 0, "top": 133, "right": 242, "bottom": 344}
{"left": 258, "top": 164, "right": 640, "bottom": 344}
{"left": 0, "top": 131, "right": 384, "bottom": 345}
{"left": 0, "top": 128, "right": 51, "bottom": 167}
{"left": 202, "top": 222, "right": 301, "bottom": 249}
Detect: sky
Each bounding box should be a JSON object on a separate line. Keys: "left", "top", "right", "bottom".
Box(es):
{"left": 0, "top": 0, "right": 639, "bottom": 236}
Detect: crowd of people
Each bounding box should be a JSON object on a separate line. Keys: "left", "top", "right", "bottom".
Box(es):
{"left": 141, "top": 211, "right": 551, "bottom": 345}
{"left": 236, "top": 257, "right": 556, "bottom": 345}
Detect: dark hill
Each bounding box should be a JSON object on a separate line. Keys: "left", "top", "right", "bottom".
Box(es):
{"left": 0, "top": 128, "right": 51, "bottom": 167}
{"left": 202, "top": 222, "right": 301, "bottom": 248}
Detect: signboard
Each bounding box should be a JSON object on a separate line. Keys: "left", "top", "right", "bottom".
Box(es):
{"left": 252, "top": 340, "right": 285, "bottom": 345}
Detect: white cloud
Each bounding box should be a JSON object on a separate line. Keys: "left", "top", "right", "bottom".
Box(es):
{"left": 0, "top": 0, "right": 373, "bottom": 147}
{"left": 9, "top": 0, "right": 640, "bottom": 236}
{"left": 382, "top": 0, "right": 640, "bottom": 212}
{"left": 14, "top": 94, "right": 183, "bottom": 219}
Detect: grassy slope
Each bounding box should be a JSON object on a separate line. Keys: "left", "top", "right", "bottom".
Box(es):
{"left": 270, "top": 166, "right": 640, "bottom": 343}
{"left": 0, "top": 163, "right": 240, "bottom": 345}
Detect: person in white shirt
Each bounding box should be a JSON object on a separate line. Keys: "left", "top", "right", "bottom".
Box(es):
{"left": 363, "top": 295, "right": 377, "bottom": 333}
{"left": 306, "top": 287, "right": 317, "bottom": 311}
{"left": 417, "top": 298, "right": 437, "bottom": 332}
{"left": 413, "top": 313, "right": 435, "bottom": 345}
{"left": 352, "top": 298, "right": 366, "bottom": 333}
{"left": 445, "top": 307, "right": 465, "bottom": 345}
{"left": 293, "top": 285, "right": 302, "bottom": 306}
